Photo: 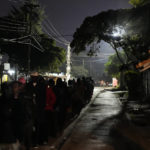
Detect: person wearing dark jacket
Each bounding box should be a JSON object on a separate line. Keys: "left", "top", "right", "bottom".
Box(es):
{"left": 0, "top": 82, "right": 16, "bottom": 144}
{"left": 53, "top": 78, "right": 67, "bottom": 132}
{"left": 27, "top": 75, "right": 46, "bottom": 146}
{"left": 44, "top": 79, "right": 57, "bottom": 141}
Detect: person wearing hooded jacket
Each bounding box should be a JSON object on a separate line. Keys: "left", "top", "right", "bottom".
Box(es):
{"left": 43, "top": 79, "right": 57, "bottom": 141}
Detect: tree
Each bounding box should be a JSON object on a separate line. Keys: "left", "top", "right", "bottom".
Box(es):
{"left": 118, "top": 35, "right": 150, "bottom": 62}
{"left": 105, "top": 51, "right": 133, "bottom": 89}
{"left": 0, "top": 0, "right": 44, "bottom": 71}
{"left": 105, "top": 52, "right": 126, "bottom": 79}
{"left": 71, "top": 65, "right": 89, "bottom": 77}
{"left": 0, "top": 0, "right": 66, "bottom": 73}
{"left": 30, "top": 34, "right": 66, "bottom": 73}
{"left": 9, "top": 0, "right": 44, "bottom": 34}
{"left": 124, "top": 70, "right": 144, "bottom": 99}
{"left": 71, "top": 4, "right": 150, "bottom": 65}
{"left": 129, "top": 0, "right": 150, "bottom": 7}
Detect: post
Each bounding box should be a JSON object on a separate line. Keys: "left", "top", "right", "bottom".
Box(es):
{"left": 66, "top": 44, "right": 71, "bottom": 82}
{"left": 25, "top": 1, "right": 39, "bottom": 75}
{"left": 82, "top": 59, "right": 84, "bottom": 68}
{"left": 90, "top": 61, "right": 92, "bottom": 76}
{"left": 14, "top": 64, "right": 18, "bottom": 80}
{"left": 0, "top": 54, "right": 3, "bottom": 88}
{"left": 27, "top": 40, "right": 31, "bottom": 75}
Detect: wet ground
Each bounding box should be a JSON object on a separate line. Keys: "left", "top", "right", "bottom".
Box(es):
{"left": 57, "top": 89, "right": 144, "bottom": 150}
{"left": 29, "top": 87, "right": 150, "bottom": 150}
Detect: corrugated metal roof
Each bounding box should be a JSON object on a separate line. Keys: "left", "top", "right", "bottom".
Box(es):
{"left": 136, "top": 58, "right": 150, "bottom": 72}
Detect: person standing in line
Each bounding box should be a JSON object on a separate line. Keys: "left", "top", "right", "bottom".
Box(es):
{"left": 44, "top": 79, "right": 56, "bottom": 142}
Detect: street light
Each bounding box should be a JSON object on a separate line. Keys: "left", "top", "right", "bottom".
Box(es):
{"left": 112, "top": 26, "right": 125, "bottom": 37}
{"left": 8, "top": 69, "right": 15, "bottom": 76}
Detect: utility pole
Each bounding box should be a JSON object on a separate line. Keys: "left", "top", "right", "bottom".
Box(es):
{"left": 82, "top": 59, "right": 85, "bottom": 68}
{"left": 90, "top": 61, "right": 92, "bottom": 76}
{"left": 25, "top": 1, "right": 39, "bottom": 75}
{"left": 66, "top": 44, "right": 71, "bottom": 81}
{"left": 0, "top": 53, "right": 3, "bottom": 86}
{"left": 27, "top": 16, "right": 31, "bottom": 75}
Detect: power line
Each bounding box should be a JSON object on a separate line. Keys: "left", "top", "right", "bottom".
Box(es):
{"left": 43, "top": 34, "right": 73, "bottom": 37}
{"left": 9, "top": 35, "right": 31, "bottom": 41}
{"left": 60, "top": 34, "right": 73, "bottom": 37}
{"left": 43, "top": 26, "right": 67, "bottom": 45}
{"left": 0, "top": 24, "right": 26, "bottom": 30}
{"left": 0, "top": 28, "right": 25, "bottom": 32}
{"left": 45, "top": 18, "right": 69, "bottom": 44}
{"left": 30, "top": 42, "right": 44, "bottom": 52}
{"left": 0, "top": 18, "right": 27, "bottom": 25}
{"left": 72, "top": 53, "right": 114, "bottom": 58}
{"left": 43, "top": 22, "right": 69, "bottom": 45}
{"left": 0, "top": 20, "right": 27, "bottom": 27}
{"left": 43, "top": 17, "right": 71, "bottom": 80}
{"left": 2, "top": 37, "right": 44, "bottom": 52}
{"left": 31, "top": 36, "right": 44, "bottom": 52}
{"left": 43, "top": 21, "right": 68, "bottom": 45}
{"left": 2, "top": 38, "right": 29, "bottom": 45}
{"left": 31, "top": 31, "right": 42, "bottom": 42}
{"left": 72, "top": 59, "right": 105, "bottom": 63}
{"left": 43, "top": 26, "right": 65, "bottom": 45}
{"left": 43, "top": 17, "right": 70, "bottom": 45}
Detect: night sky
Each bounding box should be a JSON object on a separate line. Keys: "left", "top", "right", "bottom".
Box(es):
{"left": 0, "top": 0, "right": 131, "bottom": 76}
{"left": 0, "top": 0, "right": 131, "bottom": 42}
{"left": 39, "top": 0, "right": 131, "bottom": 42}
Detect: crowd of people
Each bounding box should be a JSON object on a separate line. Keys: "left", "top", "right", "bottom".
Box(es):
{"left": 0, "top": 74, "right": 94, "bottom": 150}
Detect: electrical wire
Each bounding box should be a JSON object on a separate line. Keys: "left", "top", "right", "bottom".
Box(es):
{"left": 0, "top": 31, "right": 45, "bottom": 52}
{"left": 8, "top": 35, "right": 31, "bottom": 41}
{"left": 0, "top": 20, "right": 27, "bottom": 27}
{"left": 7, "top": 1, "right": 70, "bottom": 47}
{"left": 43, "top": 22, "right": 68, "bottom": 45}
{"left": 0, "top": 24, "right": 26, "bottom": 30}
{"left": 31, "top": 36, "right": 44, "bottom": 52}
{"left": 44, "top": 18, "right": 69, "bottom": 44}
{"left": 3, "top": 34, "right": 45, "bottom": 52}
{"left": 30, "top": 42, "right": 44, "bottom": 52}
{"left": 31, "top": 31, "right": 42, "bottom": 42}
{"left": 0, "top": 18, "right": 27, "bottom": 25}
{"left": 72, "top": 59, "right": 105, "bottom": 63}
{"left": 2, "top": 38, "right": 44, "bottom": 52}
{"left": 43, "top": 26, "right": 67, "bottom": 45}
{"left": 43, "top": 17, "right": 70, "bottom": 45}
{"left": 0, "top": 28, "right": 25, "bottom": 32}
{"left": 2, "top": 38, "right": 29, "bottom": 44}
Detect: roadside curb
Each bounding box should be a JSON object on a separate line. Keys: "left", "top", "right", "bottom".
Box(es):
{"left": 52, "top": 87, "right": 103, "bottom": 150}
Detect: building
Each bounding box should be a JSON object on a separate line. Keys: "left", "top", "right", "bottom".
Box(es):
{"left": 136, "top": 58, "right": 150, "bottom": 96}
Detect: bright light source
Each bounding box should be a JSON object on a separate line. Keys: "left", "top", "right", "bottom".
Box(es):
{"left": 112, "top": 26, "right": 125, "bottom": 37}
{"left": 8, "top": 70, "right": 15, "bottom": 75}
